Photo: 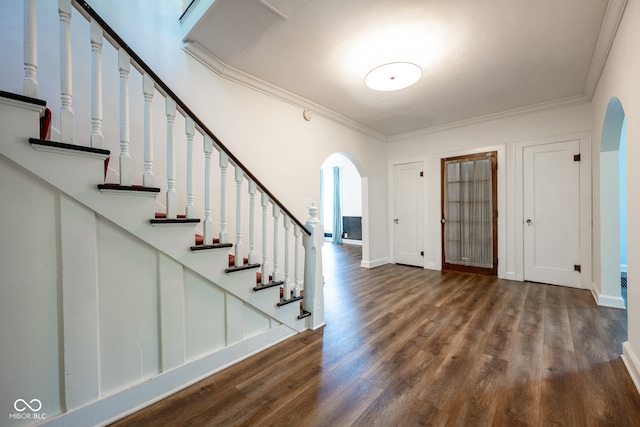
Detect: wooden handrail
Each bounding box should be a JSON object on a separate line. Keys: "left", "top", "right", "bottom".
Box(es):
{"left": 74, "top": 0, "right": 311, "bottom": 235}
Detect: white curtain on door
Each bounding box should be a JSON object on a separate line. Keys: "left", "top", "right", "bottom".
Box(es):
{"left": 444, "top": 157, "right": 493, "bottom": 268}
{"left": 332, "top": 166, "right": 343, "bottom": 244}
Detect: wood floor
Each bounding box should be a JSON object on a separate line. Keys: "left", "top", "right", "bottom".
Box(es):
{"left": 111, "top": 243, "right": 640, "bottom": 426}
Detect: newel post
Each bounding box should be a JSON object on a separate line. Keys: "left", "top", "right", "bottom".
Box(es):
{"left": 303, "top": 203, "right": 325, "bottom": 330}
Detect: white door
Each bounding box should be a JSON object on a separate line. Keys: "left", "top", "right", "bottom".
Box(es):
{"left": 523, "top": 140, "right": 581, "bottom": 287}
{"left": 393, "top": 162, "right": 424, "bottom": 267}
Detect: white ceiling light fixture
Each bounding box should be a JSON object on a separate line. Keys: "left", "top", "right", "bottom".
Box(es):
{"left": 364, "top": 61, "right": 423, "bottom": 91}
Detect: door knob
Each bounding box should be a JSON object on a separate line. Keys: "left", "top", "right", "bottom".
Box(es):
{"left": 441, "top": 218, "right": 447, "bottom": 224}
{"left": 394, "top": 218, "right": 399, "bottom": 224}
{"left": 526, "top": 219, "right": 532, "bottom": 225}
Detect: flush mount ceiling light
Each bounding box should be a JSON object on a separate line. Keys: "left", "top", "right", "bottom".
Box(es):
{"left": 365, "top": 61, "right": 423, "bottom": 91}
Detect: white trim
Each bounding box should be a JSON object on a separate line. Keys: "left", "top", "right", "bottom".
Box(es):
{"left": 342, "top": 239, "right": 362, "bottom": 246}
{"left": 622, "top": 341, "right": 640, "bottom": 395}
{"left": 590, "top": 282, "right": 626, "bottom": 309}
{"left": 182, "top": 41, "right": 386, "bottom": 142}
{"left": 41, "top": 325, "right": 296, "bottom": 427}
{"left": 583, "top": 0, "right": 629, "bottom": 99}
{"left": 0, "top": 95, "right": 45, "bottom": 113}
{"left": 30, "top": 143, "right": 110, "bottom": 161}
{"left": 361, "top": 257, "right": 389, "bottom": 269}
{"left": 98, "top": 188, "right": 159, "bottom": 197}
{"left": 150, "top": 222, "right": 200, "bottom": 228}
{"left": 388, "top": 96, "right": 589, "bottom": 142}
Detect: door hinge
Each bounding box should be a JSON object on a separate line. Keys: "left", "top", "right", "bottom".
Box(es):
{"left": 420, "top": 171, "right": 424, "bottom": 177}
{"left": 574, "top": 153, "right": 581, "bottom": 162}
{"left": 420, "top": 251, "right": 424, "bottom": 257}
{"left": 494, "top": 258, "right": 499, "bottom": 266}
{"left": 574, "top": 264, "right": 581, "bottom": 273}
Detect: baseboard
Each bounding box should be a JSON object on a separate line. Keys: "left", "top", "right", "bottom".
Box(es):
{"left": 342, "top": 239, "right": 362, "bottom": 246}
{"left": 42, "top": 325, "right": 296, "bottom": 427}
{"left": 361, "top": 257, "right": 388, "bottom": 268}
{"left": 503, "top": 271, "right": 518, "bottom": 281}
{"left": 622, "top": 341, "right": 640, "bottom": 395}
{"left": 590, "top": 282, "right": 626, "bottom": 309}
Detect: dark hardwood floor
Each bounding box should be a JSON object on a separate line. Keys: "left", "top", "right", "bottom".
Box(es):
{"left": 111, "top": 243, "right": 640, "bottom": 426}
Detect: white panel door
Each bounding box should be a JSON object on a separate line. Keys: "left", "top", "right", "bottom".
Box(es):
{"left": 393, "top": 162, "right": 424, "bottom": 267}
{"left": 523, "top": 140, "right": 581, "bottom": 287}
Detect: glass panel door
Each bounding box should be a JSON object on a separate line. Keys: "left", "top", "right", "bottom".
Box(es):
{"left": 441, "top": 152, "right": 497, "bottom": 275}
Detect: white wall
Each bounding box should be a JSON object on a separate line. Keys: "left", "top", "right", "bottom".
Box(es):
{"left": 83, "top": 0, "right": 389, "bottom": 266}
{"left": 387, "top": 102, "right": 591, "bottom": 280}
{"left": 590, "top": 0, "right": 640, "bottom": 392}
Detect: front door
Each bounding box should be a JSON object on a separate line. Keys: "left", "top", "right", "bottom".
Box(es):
{"left": 441, "top": 152, "right": 497, "bottom": 275}
{"left": 523, "top": 140, "right": 581, "bottom": 287}
{"left": 393, "top": 162, "right": 424, "bottom": 267}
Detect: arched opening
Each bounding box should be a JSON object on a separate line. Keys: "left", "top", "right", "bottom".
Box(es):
{"left": 599, "top": 97, "right": 627, "bottom": 309}
{"left": 320, "top": 153, "right": 366, "bottom": 263}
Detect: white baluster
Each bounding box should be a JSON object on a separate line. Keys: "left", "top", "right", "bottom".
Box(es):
{"left": 219, "top": 152, "right": 229, "bottom": 244}
{"left": 248, "top": 180, "right": 257, "bottom": 264}
{"left": 234, "top": 166, "right": 243, "bottom": 267}
{"left": 185, "top": 117, "right": 195, "bottom": 218}
{"left": 142, "top": 74, "right": 154, "bottom": 187}
{"left": 261, "top": 192, "right": 270, "bottom": 285}
{"left": 90, "top": 19, "right": 103, "bottom": 148}
{"left": 203, "top": 135, "right": 214, "bottom": 244}
{"left": 165, "top": 98, "right": 176, "bottom": 218}
{"left": 283, "top": 215, "right": 291, "bottom": 299}
{"left": 23, "top": 0, "right": 38, "bottom": 98}
{"left": 59, "top": 0, "right": 74, "bottom": 144}
{"left": 294, "top": 225, "right": 301, "bottom": 298}
{"left": 118, "top": 49, "right": 131, "bottom": 186}
{"left": 272, "top": 205, "right": 280, "bottom": 282}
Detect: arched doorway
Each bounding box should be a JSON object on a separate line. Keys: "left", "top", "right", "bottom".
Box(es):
{"left": 599, "top": 97, "right": 627, "bottom": 309}
{"left": 320, "top": 153, "right": 366, "bottom": 264}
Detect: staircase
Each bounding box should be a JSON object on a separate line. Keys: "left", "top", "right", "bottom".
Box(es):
{"left": 0, "top": 1, "right": 323, "bottom": 425}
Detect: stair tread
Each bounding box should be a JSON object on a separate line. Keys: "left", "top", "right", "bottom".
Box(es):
{"left": 30, "top": 138, "right": 110, "bottom": 156}
{"left": 277, "top": 295, "right": 304, "bottom": 307}
{"left": 1, "top": 90, "right": 46, "bottom": 106}
{"left": 253, "top": 280, "right": 284, "bottom": 292}
{"left": 98, "top": 183, "right": 160, "bottom": 193}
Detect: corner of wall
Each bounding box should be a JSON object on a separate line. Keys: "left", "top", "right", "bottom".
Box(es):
{"left": 622, "top": 341, "right": 640, "bottom": 395}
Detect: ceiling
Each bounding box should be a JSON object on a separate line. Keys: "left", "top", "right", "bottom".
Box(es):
{"left": 182, "top": 0, "right": 624, "bottom": 138}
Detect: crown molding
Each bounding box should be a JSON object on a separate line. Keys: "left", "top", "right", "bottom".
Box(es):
{"left": 182, "top": 41, "right": 387, "bottom": 142}
{"left": 583, "top": 0, "right": 628, "bottom": 100}
{"left": 387, "top": 95, "right": 589, "bottom": 142}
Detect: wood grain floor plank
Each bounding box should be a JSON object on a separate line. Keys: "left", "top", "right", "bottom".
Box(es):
{"left": 111, "top": 244, "right": 640, "bottom": 427}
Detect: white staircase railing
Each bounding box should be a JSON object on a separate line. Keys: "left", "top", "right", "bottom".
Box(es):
{"left": 16, "top": 0, "right": 324, "bottom": 329}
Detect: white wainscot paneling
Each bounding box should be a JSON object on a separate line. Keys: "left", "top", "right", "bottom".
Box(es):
{"left": 0, "top": 158, "right": 62, "bottom": 422}
{"left": 243, "top": 304, "right": 272, "bottom": 339}
{"left": 185, "top": 270, "right": 226, "bottom": 360}
{"left": 97, "top": 219, "right": 159, "bottom": 396}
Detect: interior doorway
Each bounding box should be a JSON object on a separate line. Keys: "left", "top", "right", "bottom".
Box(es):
{"left": 320, "top": 153, "right": 364, "bottom": 254}
{"left": 599, "top": 97, "right": 627, "bottom": 309}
